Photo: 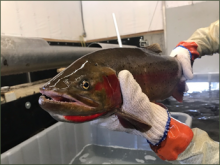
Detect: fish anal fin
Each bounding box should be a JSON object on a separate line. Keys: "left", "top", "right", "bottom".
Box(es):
{"left": 116, "top": 111, "right": 151, "bottom": 132}
{"left": 145, "top": 43, "right": 162, "bottom": 53}
{"left": 172, "top": 80, "right": 186, "bottom": 102}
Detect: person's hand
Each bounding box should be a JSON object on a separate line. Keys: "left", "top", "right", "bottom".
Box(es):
{"left": 169, "top": 46, "right": 193, "bottom": 80}
{"left": 91, "top": 70, "right": 170, "bottom": 145}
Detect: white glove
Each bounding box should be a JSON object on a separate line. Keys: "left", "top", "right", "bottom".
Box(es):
{"left": 91, "top": 70, "right": 171, "bottom": 145}
{"left": 169, "top": 46, "right": 193, "bottom": 80}
{"left": 169, "top": 20, "right": 219, "bottom": 81}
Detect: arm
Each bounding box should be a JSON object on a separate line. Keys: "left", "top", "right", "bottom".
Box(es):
{"left": 186, "top": 20, "right": 219, "bottom": 58}
{"left": 168, "top": 128, "right": 219, "bottom": 164}
{"left": 170, "top": 20, "right": 219, "bottom": 80}
{"left": 91, "top": 70, "right": 219, "bottom": 164}
{"left": 150, "top": 123, "right": 219, "bottom": 164}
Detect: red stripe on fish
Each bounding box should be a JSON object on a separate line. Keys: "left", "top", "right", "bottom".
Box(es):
{"left": 95, "top": 74, "right": 122, "bottom": 109}
{"left": 64, "top": 112, "right": 106, "bottom": 122}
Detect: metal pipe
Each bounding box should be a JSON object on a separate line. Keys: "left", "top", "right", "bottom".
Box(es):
{"left": 1, "top": 36, "right": 137, "bottom": 76}
{"left": 88, "top": 42, "right": 137, "bottom": 48}
{"left": 1, "top": 36, "right": 101, "bottom": 76}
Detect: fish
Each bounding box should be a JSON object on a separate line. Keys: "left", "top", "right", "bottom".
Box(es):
{"left": 39, "top": 44, "right": 185, "bottom": 132}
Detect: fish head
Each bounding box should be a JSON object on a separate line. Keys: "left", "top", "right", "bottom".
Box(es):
{"left": 39, "top": 59, "right": 122, "bottom": 123}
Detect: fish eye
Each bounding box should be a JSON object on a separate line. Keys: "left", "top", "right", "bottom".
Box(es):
{"left": 82, "top": 80, "right": 89, "bottom": 90}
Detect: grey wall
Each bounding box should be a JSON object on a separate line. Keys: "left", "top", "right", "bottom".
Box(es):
{"left": 165, "top": 1, "right": 219, "bottom": 74}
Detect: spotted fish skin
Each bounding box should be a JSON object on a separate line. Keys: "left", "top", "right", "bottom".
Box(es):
{"left": 77, "top": 47, "right": 182, "bottom": 102}
{"left": 38, "top": 47, "right": 184, "bottom": 128}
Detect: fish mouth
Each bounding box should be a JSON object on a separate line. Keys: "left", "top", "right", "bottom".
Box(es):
{"left": 39, "top": 90, "right": 110, "bottom": 123}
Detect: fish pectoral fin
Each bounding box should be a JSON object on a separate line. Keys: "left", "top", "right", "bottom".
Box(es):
{"left": 116, "top": 111, "right": 151, "bottom": 132}
{"left": 145, "top": 43, "right": 162, "bottom": 53}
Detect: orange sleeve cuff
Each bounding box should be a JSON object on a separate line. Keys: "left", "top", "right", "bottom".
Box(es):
{"left": 150, "top": 118, "right": 194, "bottom": 161}
{"left": 176, "top": 41, "right": 200, "bottom": 60}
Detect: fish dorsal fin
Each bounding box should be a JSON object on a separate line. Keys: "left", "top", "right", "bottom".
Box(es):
{"left": 145, "top": 43, "right": 162, "bottom": 53}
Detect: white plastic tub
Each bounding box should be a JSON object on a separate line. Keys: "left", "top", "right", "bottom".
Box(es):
{"left": 1, "top": 112, "right": 192, "bottom": 164}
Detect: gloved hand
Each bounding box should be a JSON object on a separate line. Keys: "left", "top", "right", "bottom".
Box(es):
{"left": 169, "top": 20, "right": 219, "bottom": 81}
{"left": 169, "top": 46, "right": 194, "bottom": 80}
{"left": 91, "top": 70, "right": 170, "bottom": 145}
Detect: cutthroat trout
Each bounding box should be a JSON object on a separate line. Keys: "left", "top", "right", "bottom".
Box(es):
{"left": 39, "top": 44, "right": 185, "bottom": 132}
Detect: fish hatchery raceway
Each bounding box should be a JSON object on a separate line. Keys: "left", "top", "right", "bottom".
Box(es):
{"left": 160, "top": 90, "right": 219, "bottom": 141}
